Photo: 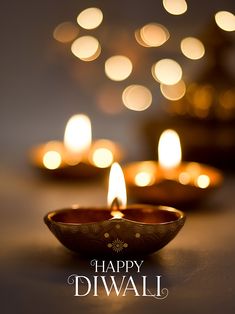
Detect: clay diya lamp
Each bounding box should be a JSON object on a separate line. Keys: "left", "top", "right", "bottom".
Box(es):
{"left": 124, "top": 129, "right": 223, "bottom": 206}
{"left": 30, "top": 114, "right": 123, "bottom": 179}
{"left": 44, "top": 163, "right": 186, "bottom": 257}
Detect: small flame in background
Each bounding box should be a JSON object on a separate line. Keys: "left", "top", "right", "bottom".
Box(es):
{"left": 53, "top": 2, "right": 234, "bottom": 113}
{"left": 64, "top": 114, "right": 92, "bottom": 155}
{"left": 158, "top": 129, "right": 182, "bottom": 169}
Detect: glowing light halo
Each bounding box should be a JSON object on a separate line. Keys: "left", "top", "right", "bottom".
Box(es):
{"left": 215, "top": 11, "right": 235, "bottom": 32}
{"left": 77, "top": 7, "right": 103, "bottom": 30}
{"left": 122, "top": 85, "right": 152, "bottom": 111}
{"left": 152, "top": 59, "right": 183, "bottom": 85}
{"left": 71, "top": 36, "right": 101, "bottom": 61}
{"left": 181, "top": 37, "right": 205, "bottom": 60}
{"left": 160, "top": 80, "right": 186, "bottom": 101}
{"left": 105, "top": 55, "right": 133, "bottom": 81}
{"left": 139, "top": 23, "right": 170, "bottom": 47}
{"left": 54, "top": 2, "right": 218, "bottom": 111}
{"left": 163, "top": 0, "right": 188, "bottom": 16}
{"left": 53, "top": 22, "right": 79, "bottom": 43}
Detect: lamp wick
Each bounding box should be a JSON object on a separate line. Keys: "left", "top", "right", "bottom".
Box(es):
{"left": 110, "top": 197, "right": 120, "bottom": 211}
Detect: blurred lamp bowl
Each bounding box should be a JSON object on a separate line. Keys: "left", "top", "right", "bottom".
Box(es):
{"left": 123, "top": 129, "right": 223, "bottom": 206}
{"left": 30, "top": 115, "right": 123, "bottom": 179}
{"left": 124, "top": 161, "right": 223, "bottom": 206}
{"left": 30, "top": 139, "right": 123, "bottom": 179}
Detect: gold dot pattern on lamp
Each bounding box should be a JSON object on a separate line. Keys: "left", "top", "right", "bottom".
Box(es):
{"left": 104, "top": 232, "right": 109, "bottom": 238}
{"left": 135, "top": 233, "right": 141, "bottom": 238}
{"left": 116, "top": 224, "right": 120, "bottom": 229}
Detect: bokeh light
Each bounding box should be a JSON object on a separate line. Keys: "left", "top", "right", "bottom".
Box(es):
{"left": 178, "top": 172, "right": 191, "bottom": 185}
{"left": 43, "top": 151, "right": 62, "bottom": 170}
{"left": 122, "top": 85, "right": 152, "bottom": 111}
{"left": 215, "top": 11, "right": 235, "bottom": 32}
{"left": 139, "top": 23, "right": 170, "bottom": 47}
{"left": 92, "top": 148, "right": 114, "bottom": 168}
{"left": 53, "top": 22, "right": 79, "bottom": 43}
{"left": 71, "top": 36, "right": 101, "bottom": 61}
{"left": 152, "top": 59, "right": 182, "bottom": 85}
{"left": 134, "top": 171, "right": 154, "bottom": 187}
{"left": 89, "top": 139, "right": 120, "bottom": 168}
{"left": 160, "top": 80, "right": 186, "bottom": 100}
{"left": 135, "top": 29, "right": 149, "bottom": 47}
{"left": 192, "top": 85, "right": 213, "bottom": 111}
{"left": 105, "top": 56, "right": 133, "bottom": 81}
{"left": 77, "top": 7, "right": 103, "bottom": 30}
{"left": 181, "top": 37, "right": 205, "bottom": 60}
{"left": 219, "top": 90, "right": 235, "bottom": 109}
{"left": 196, "top": 174, "right": 210, "bottom": 189}
{"left": 163, "top": 0, "right": 187, "bottom": 15}
{"left": 186, "top": 162, "right": 201, "bottom": 177}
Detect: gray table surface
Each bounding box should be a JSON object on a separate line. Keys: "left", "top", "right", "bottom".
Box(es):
{"left": 1, "top": 162, "right": 235, "bottom": 314}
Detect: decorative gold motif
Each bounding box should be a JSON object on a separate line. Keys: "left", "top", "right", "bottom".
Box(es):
{"left": 107, "top": 238, "right": 128, "bottom": 253}
{"left": 135, "top": 232, "right": 141, "bottom": 238}
{"left": 104, "top": 232, "right": 109, "bottom": 238}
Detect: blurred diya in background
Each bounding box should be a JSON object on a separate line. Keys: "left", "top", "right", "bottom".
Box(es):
{"left": 30, "top": 114, "right": 123, "bottom": 178}
{"left": 124, "top": 129, "right": 223, "bottom": 206}
{"left": 44, "top": 163, "right": 185, "bottom": 257}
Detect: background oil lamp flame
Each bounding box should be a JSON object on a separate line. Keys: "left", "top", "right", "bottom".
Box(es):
{"left": 123, "top": 129, "right": 223, "bottom": 206}
{"left": 30, "top": 114, "right": 123, "bottom": 179}
{"left": 64, "top": 114, "right": 92, "bottom": 164}
{"left": 44, "top": 163, "right": 185, "bottom": 257}
{"left": 158, "top": 129, "right": 182, "bottom": 173}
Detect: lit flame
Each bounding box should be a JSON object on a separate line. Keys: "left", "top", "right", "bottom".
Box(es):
{"left": 158, "top": 129, "right": 182, "bottom": 169}
{"left": 111, "top": 211, "right": 124, "bottom": 219}
{"left": 64, "top": 114, "right": 92, "bottom": 156}
{"left": 108, "top": 163, "right": 127, "bottom": 213}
